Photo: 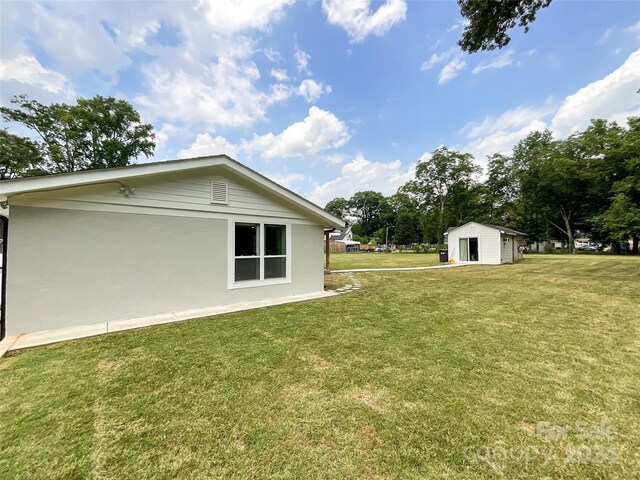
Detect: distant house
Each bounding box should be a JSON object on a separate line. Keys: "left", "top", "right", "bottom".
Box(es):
{"left": 0, "top": 155, "right": 344, "bottom": 343}
{"left": 329, "top": 225, "right": 353, "bottom": 241}
{"left": 528, "top": 239, "right": 564, "bottom": 252}
{"left": 444, "top": 222, "right": 527, "bottom": 264}
{"left": 329, "top": 225, "right": 360, "bottom": 252}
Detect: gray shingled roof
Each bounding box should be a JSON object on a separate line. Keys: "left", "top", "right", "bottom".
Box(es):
{"left": 482, "top": 223, "right": 527, "bottom": 236}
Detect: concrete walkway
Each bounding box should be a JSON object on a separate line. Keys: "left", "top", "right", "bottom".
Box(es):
{"left": 331, "top": 263, "right": 467, "bottom": 273}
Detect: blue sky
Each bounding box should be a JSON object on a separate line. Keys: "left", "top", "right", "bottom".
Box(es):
{"left": 1, "top": 0, "right": 639, "bottom": 205}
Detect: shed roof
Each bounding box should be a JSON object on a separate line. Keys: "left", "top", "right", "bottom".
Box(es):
{"left": 0, "top": 154, "right": 345, "bottom": 228}
{"left": 444, "top": 222, "right": 526, "bottom": 236}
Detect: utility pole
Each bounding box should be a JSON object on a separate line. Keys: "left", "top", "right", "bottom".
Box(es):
{"left": 385, "top": 225, "right": 394, "bottom": 249}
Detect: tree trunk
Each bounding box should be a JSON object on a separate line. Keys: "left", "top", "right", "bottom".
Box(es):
{"left": 559, "top": 207, "right": 574, "bottom": 254}
{"left": 438, "top": 197, "right": 445, "bottom": 244}
{"left": 633, "top": 235, "right": 639, "bottom": 254}
{"left": 547, "top": 208, "right": 574, "bottom": 254}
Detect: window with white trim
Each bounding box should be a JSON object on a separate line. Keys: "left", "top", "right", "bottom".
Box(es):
{"left": 233, "top": 222, "right": 289, "bottom": 284}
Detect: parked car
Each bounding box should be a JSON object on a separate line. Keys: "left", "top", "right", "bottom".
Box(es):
{"left": 576, "top": 243, "right": 598, "bottom": 252}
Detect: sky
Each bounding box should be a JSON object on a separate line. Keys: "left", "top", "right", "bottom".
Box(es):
{"left": 1, "top": 0, "right": 639, "bottom": 206}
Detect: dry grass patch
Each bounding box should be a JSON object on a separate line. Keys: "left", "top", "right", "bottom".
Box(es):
{"left": 324, "top": 273, "right": 352, "bottom": 290}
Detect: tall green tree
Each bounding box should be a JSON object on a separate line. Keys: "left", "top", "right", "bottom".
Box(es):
{"left": 458, "top": 0, "right": 553, "bottom": 52}
{"left": 512, "top": 130, "right": 556, "bottom": 245}
{"left": 348, "top": 191, "right": 392, "bottom": 238}
{"left": 0, "top": 129, "right": 46, "bottom": 179}
{"left": 484, "top": 153, "right": 519, "bottom": 224}
{"left": 387, "top": 192, "right": 421, "bottom": 245}
{"left": 324, "top": 197, "right": 349, "bottom": 220}
{"left": 1, "top": 95, "right": 155, "bottom": 175}
{"left": 407, "top": 147, "right": 480, "bottom": 243}
{"left": 592, "top": 194, "right": 640, "bottom": 249}
{"left": 585, "top": 118, "right": 640, "bottom": 252}
{"left": 394, "top": 209, "right": 421, "bottom": 245}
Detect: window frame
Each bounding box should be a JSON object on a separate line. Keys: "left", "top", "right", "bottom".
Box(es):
{"left": 228, "top": 219, "right": 292, "bottom": 289}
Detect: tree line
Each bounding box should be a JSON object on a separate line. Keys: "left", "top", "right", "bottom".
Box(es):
{"left": 1, "top": 95, "right": 155, "bottom": 179}
{"left": 325, "top": 118, "right": 640, "bottom": 254}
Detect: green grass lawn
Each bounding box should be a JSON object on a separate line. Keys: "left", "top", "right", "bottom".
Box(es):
{"left": 330, "top": 252, "right": 440, "bottom": 270}
{"left": 1, "top": 255, "right": 639, "bottom": 479}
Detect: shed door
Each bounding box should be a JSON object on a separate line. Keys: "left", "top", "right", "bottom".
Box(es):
{"left": 501, "top": 235, "right": 513, "bottom": 263}
{"left": 459, "top": 237, "right": 479, "bottom": 262}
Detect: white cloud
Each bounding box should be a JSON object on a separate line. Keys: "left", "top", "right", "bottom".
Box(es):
{"left": 197, "top": 0, "right": 294, "bottom": 35}
{"left": 128, "top": 20, "right": 160, "bottom": 48}
{"left": 0, "top": 55, "right": 74, "bottom": 96}
{"left": 177, "top": 133, "right": 241, "bottom": 159}
{"left": 261, "top": 79, "right": 332, "bottom": 105}
{"left": 270, "top": 68, "right": 289, "bottom": 81}
{"left": 246, "top": 106, "right": 350, "bottom": 158}
{"left": 596, "top": 27, "right": 614, "bottom": 47}
{"left": 135, "top": 42, "right": 291, "bottom": 127}
{"left": 551, "top": 49, "right": 640, "bottom": 136}
{"left": 420, "top": 47, "right": 456, "bottom": 71}
{"left": 472, "top": 50, "right": 515, "bottom": 74}
{"left": 268, "top": 83, "right": 294, "bottom": 103}
{"left": 446, "top": 19, "right": 468, "bottom": 32}
{"left": 1, "top": 1, "right": 322, "bottom": 134}
{"left": 262, "top": 47, "right": 284, "bottom": 63}
{"left": 265, "top": 172, "right": 307, "bottom": 189}
{"left": 458, "top": 49, "right": 640, "bottom": 166}
{"left": 322, "top": 0, "right": 407, "bottom": 43}
{"left": 307, "top": 153, "right": 415, "bottom": 206}
{"left": 320, "top": 153, "right": 351, "bottom": 165}
{"left": 294, "top": 47, "right": 311, "bottom": 75}
{"left": 30, "top": 4, "right": 132, "bottom": 77}
{"left": 462, "top": 119, "right": 549, "bottom": 166}
{"left": 438, "top": 57, "right": 466, "bottom": 84}
{"left": 297, "top": 79, "right": 332, "bottom": 103}
{"left": 624, "top": 20, "right": 640, "bottom": 34}
{"left": 460, "top": 102, "right": 555, "bottom": 139}
{"left": 176, "top": 106, "right": 349, "bottom": 162}
{"left": 155, "top": 123, "right": 190, "bottom": 151}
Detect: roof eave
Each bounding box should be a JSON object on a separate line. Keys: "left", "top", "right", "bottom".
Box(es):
{"left": 0, "top": 154, "right": 345, "bottom": 229}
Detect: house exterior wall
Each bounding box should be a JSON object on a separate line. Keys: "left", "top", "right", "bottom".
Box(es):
{"left": 447, "top": 223, "right": 501, "bottom": 265}
{"left": 4, "top": 171, "right": 325, "bottom": 336}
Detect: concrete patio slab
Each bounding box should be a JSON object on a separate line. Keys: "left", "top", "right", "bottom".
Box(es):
{"left": 0, "top": 334, "right": 21, "bottom": 357}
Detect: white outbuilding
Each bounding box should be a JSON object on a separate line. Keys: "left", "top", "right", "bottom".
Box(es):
{"left": 444, "top": 222, "right": 526, "bottom": 265}
{"left": 0, "top": 155, "right": 344, "bottom": 347}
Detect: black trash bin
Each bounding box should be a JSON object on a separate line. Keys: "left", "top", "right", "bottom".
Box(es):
{"left": 439, "top": 249, "right": 448, "bottom": 263}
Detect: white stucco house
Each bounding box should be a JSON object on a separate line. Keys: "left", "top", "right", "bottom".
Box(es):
{"left": 444, "top": 222, "right": 526, "bottom": 264}
{"left": 0, "top": 155, "right": 344, "bottom": 346}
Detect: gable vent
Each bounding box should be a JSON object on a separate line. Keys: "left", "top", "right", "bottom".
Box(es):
{"left": 210, "top": 180, "right": 228, "bottom": 204}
